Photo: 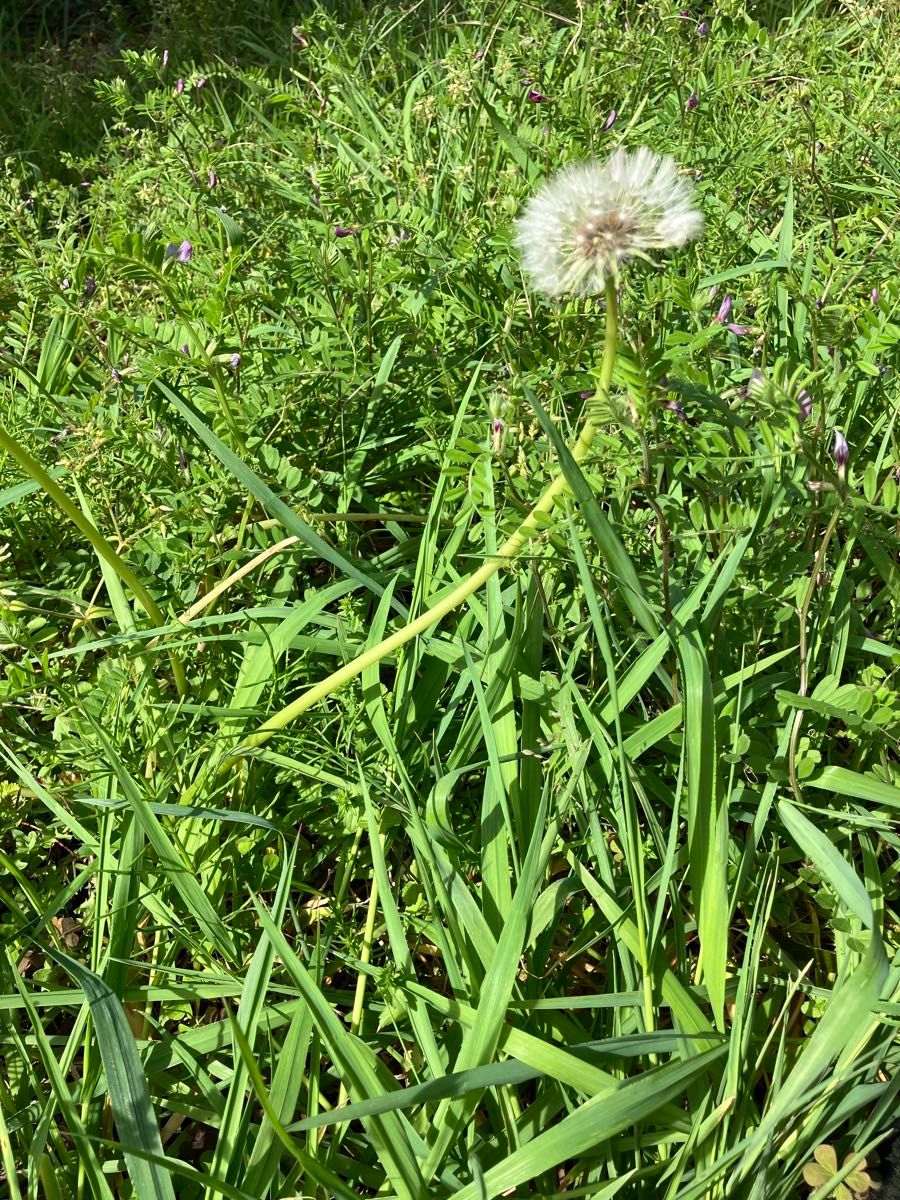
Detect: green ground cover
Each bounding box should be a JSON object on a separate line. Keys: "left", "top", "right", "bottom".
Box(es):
{"left": 0, "top": 0, "right": 898, "bottom": 1196}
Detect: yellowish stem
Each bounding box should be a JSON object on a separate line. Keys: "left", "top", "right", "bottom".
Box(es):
{"left": 225, "top": 279, "right": 619, "bottom": 764}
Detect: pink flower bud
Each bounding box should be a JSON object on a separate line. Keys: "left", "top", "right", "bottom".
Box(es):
{"left": 712, "top": 293, "right": 732, "bottom": 323}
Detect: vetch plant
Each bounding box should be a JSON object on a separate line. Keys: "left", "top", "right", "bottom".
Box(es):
{"left": 227, "top": 148, "right": 704, "bottom": 762}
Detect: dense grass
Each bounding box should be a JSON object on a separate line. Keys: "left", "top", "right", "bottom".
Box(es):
{"left": 1, "top": 1, "right": 899, "bottom": 1197}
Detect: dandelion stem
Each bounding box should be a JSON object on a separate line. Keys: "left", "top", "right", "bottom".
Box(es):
{"left": 227, "top": 278, "right": 619, "bottom": 763}
{"left": 0, "top": 421, "right": 187, "bottom": 697}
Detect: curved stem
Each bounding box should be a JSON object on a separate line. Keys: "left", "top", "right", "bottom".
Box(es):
{"left": 0, "top": 422, "right": 187, "bottom": 696}
{"left": 228, "top": 279, "right": 619, "bottom": 763}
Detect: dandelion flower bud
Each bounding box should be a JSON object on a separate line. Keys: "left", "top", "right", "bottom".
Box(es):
{"left": 515, "top": 147, "right": 703, "bottom": 298}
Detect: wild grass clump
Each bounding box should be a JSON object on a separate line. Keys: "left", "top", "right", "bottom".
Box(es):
{"left": 0, "top": 1, "right": 898, "bottom": 1197}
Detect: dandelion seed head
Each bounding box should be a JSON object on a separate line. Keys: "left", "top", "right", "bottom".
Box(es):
{"left": 515, "top": 148, "right": 703, "bottom": 298}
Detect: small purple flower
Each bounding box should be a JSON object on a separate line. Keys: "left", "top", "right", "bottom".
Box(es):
{"left": 832, "top": 428, "right": 849, "bottom": 469}
{"left": 333, "top": 225, "right": 357, "bottom": 238}
{"left": 871, "top": 287, "right": 880, "bottom": 305}
{"left": 492, "top": 417, "right": 504, "bottom": 434}
{"left": 679, "top": 9, "right": 690, "bottom": 16}
{"left": 712, "top": 293, "right": 732, "bottom": 324}
{"left": 177, "top": 240, "right": 193, "bottom": 262}
{"left": 798, "top": 389, "right": 813, "bottom": 423}
{"left": 686, "top": 92, "right": 699, "bottom": 110}
{"left": 162, "top": 49, "right": 169, "bottom": 67}
{"left": 604, "top": 109, "right": 617, "bottom": 130}
{"left": 527, "top": 89, "right": 549, "bottom": 103}
{"left": 196, "top": 77, "right": 207, "bottom": 90}
{"left": 164, "top": 242, "right": 179, "bottom": 259}
{"left": 665, "top": 398, "right": 686, "bottom": 421}
{"left": 697, "top": 20, "right": 710, "bottom": 36}
{"left": 61, "top": 278, "right": 70, "bottom": 290}
{"left": 175, "top": 78, "right": 185, "bottom": 94}
{"left": 83, "top": 277, "right": 96, "bottom": 299}
{"left": 230, "top": 353, "right": 241, "bottom": 369}
{"left": 180, "top": 343, "right": 190, "bottom": 356}
{"left": 727, "top": 323, "right": 751, "bottom": 336}
{"left": 208, "top": 169, "right": 218, "bottom": 189}
{"left": 580, "top": 390, "right": 594, "bottom": 400}
{"left": 474, "top": 48, "right": 486, "bottom": 61}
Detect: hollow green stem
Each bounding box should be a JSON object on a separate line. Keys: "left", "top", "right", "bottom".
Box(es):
{"left": 0, "top": 422, "right": 187, "bottom": 696}
{"left": 230, "top": 278, "right": 619, "bottom": 762}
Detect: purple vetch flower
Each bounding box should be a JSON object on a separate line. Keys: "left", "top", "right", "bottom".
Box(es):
{"left": 665, "top": 398, "right": 686, "bottom": 421}
{"left": 175, "top": 78, "right": 185, "bottom": 94}
{"left": 162, "top": 49, "right": 169, "bottom": 67}
{"left": 871, "top": 287, "right": 880, "bottom": 304}
{"left": 196, "top": 77, "right": 207, "bottom": 90}
{"left": 697, "top": 20, "right": 710, "bottom": 36}
{"left": 712, "top": 293, "right": 732, "bottom": 323}
{"left": 180, "top": 343, "right": 190, "bottom": 356}
{"left": 230, "top": 353, "right": 241, "bottom": 369}
{"left": 726, "top": 323, "right": 751, "bottom": 336}
{"left": 580, "top": 390, "right": 594, "bottom": 400}
{"left": 177, "top": 240, "right": 193, "bottom": 262}
{"left": 686, "top": 92, "right": 699, "bottom": 110}
{"left": 832, "top": 428, "right": 849, "bottom": 469}
{"left": 798, "top": 389, "right": 813, "bottom": 423}
{"left": 83, "top": 277, "right": 96, "bottom": 299}
{"left": 208, "top": 169, "right": 218, "bottom": 189}
{"left": 164, "top": 242, "right": 178, "bottom": 259}
{"left": 527, "top": 89, "right": 549, "bottom": 103}
{"left": 604, "top": 108, "right": 617, "bottom": 130}
{"left": 61, "top": 278, "right": 70, "bottom": 290}
{"left": 333, "top": 225, "right": 358, "bottom": 238}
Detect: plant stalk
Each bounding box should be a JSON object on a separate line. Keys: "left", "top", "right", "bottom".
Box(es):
{"left": 229, "top": 279, "right": 619, "bottom": 762}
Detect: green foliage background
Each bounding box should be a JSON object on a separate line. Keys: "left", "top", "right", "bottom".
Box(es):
{"left": 0, "top": 1, "right": 898, "bottom": 1197}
